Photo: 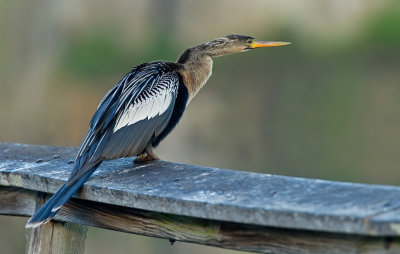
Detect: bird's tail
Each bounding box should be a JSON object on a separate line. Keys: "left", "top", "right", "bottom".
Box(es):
{"left": 25, "top": 162, "right": 101, "bottom": 228}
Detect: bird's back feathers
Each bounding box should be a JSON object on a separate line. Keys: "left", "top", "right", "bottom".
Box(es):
{"left": 26, "top": 61, "right": 185, "bottom": 228}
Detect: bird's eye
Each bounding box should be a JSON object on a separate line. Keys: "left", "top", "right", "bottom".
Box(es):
{"left": 246, "top": 39, "right": 254, "bottom": 45}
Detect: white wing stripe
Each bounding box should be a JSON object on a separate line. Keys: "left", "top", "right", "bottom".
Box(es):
{"left": 113, "top": 89, "right": 174, "bottom": 133}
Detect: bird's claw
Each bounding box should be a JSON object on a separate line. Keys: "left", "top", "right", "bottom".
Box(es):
{"left": 134, "top": 153, "right": 159, "bottom": 163}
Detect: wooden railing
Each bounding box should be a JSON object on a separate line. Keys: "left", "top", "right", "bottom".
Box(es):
{"left": 1, "top": 142, "right": 399, "bottom": 253}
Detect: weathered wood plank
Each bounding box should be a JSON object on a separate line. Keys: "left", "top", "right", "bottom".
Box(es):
{"left": 1, "top": 186, "right": 398, "bottom": 254}
{"left": 2, "top": 142, "right": 400, "bottom": 237}
{"left": 26, "top": 221, "right": 87, "bottom": 254}
{"left": 0, "top": 186, "right": 36, "bottom": 216}
{"left": 25, "top": 192, "right": 87, "bottom": 254}
{"left": 1, "top": 142, "right": 400, "bottom": 237}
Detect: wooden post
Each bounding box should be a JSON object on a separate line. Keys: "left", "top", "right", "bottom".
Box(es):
{"left": 25, "top": 193, "right": 88, "bottom": 254}
{"left": 1, "top": 142, "right": 400, "bottom": 253}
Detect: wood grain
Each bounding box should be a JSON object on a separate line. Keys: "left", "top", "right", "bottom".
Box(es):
{"left": 25, "top": 192, "right": 88, "bottom": 254}
{"left": 1, "top": 142, "right": 400, "bottom": 253}
{"left": 1, "top": 186, "right": 399, "bottom": 253}
{"left": 1, "top": 142, "right": 400, "bottom": 236}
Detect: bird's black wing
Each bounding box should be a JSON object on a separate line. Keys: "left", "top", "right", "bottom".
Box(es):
{"left": 71, "top": 61, "right": 180, "bottom": 180}
{"left": 26, "top": 62, "right": 181, "bottom": 227}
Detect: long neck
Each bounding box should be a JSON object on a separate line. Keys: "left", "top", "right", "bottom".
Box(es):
{"left": 176, "top": 38, "right": 242, "bottom": 103}
{"left": 176, "top": 47, "right": 213, "bottom": 103}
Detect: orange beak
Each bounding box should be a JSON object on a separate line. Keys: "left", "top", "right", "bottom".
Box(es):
{"left": 251, "top": 40, "right": 291, "bottom": 48}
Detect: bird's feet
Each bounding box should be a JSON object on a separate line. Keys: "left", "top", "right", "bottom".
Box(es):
{"left": 134, "top": 144, "right": 160, "bottom": 163}
{"left": 134, "top": 153, "right": 159, "bottom": 163}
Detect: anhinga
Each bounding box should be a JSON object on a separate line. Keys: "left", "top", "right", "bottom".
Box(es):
{"left": 26, "top": 34, "right": 290, "bottom": 228}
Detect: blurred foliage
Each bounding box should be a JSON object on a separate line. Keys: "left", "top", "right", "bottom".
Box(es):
{"left": 61, "top": 31, "right": 131, "bottom": 79}
{"left": 1, "top": 0, "right": 400, "bottom": 253}
{"left": 366, "top": 3, "right": 400, "bottom": 47}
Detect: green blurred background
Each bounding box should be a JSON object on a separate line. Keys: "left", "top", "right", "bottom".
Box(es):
{"left": 1, "top": 0, "right": 400, "bottom": 253}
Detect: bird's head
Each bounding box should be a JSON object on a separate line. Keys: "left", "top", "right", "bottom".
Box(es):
{"left": 199, "top": 34, "right": 291, "bottom": 57}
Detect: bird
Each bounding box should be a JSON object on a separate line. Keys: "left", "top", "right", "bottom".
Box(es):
{"left": 25, "top": 34, "right": 290, "bottom": 228}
